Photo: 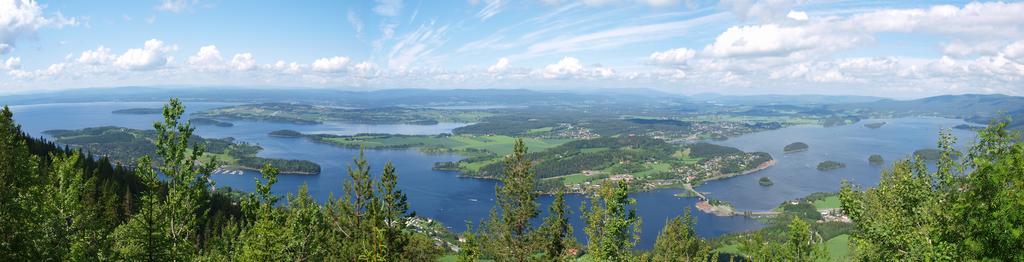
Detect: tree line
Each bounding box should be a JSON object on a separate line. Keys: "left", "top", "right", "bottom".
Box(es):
{"left": 2, "top": 99, "right": 1021, "bottom": 261}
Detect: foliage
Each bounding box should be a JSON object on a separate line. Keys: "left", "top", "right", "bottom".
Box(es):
{"left": 651, "top": 209, "right": 716, "bottom": 261}
{"left": 582, "top": 181, "right": 641, "bottom": 261}
{"left": 481, "top": 138, "right": 541, "bottom": 261}
{"left": 840, "top": 123, "right": 1024, "bottom": 261}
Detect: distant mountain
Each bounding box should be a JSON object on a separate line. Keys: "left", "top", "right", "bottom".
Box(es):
{"left": 0, "top": 86, "right": 677, "bottom": 108}
{"left": 832, "top": 94, "right": 1024, "bottom": 129}
{"left": 688, "top": 93, "right": 887, "bottom": 105}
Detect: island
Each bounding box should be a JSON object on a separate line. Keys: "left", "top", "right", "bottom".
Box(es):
{"left": 269, "top": 129, "right": 304, "bottom": 138}
{"left": 112, "top": 108, "right": 163, "bottom": 115}
{"left": 302, "top": 132, "right": 773, "bottom": 194}
{"left": 913, "top": 148, "right": 942, "bottom": 161}
{"left": 868, "top": 154, "right": 884, "bottom": 165}
{"left": 954, "top": 124, "right": 984, "bottom": 131}
{"left": 783, "top": 142, "right": 809, "bottom": 153}
{"left": 193, "top": 103, "right": 489, "bottom": 125}
{"left": 817, "top": 160, "right": 846, "bottom": 171}
{"left": 43, "top": 126, "right": 321, "bottom": 175}
{"left": 864, "top": 122, "right": 886, "bottom": 129}
{"left": 758, "top": 176, "right": 774, "bottom": 186}
{"left": 190, "top": 117, "right": 233, "bottom": 127}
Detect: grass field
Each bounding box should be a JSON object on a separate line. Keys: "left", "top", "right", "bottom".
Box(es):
{"left": 321, "top": 134, "right": 572, "bottom": 156}
{"left": 813, "top": 195, "right": 842, "bottom": 210}
{"left": 631, "top": 162, "right": 673, "bottom": 178}
{"left": 820, "top": 234, "right": 851, "bottom": 261}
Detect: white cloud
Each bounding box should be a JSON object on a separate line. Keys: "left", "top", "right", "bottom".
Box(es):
{"left": 543, "top": 57, "right": 583, "bottom": 79}
{"left": 0, "top": 0, "right": 78, "bottom": 54}
{"left": 637, "top": 0, "right": 678, "bottom": 7}
{"left": 649, "top": 48, "right": 695, "bottom": 65}
{"left": 847, "top": 2, "right": 1024, "bottom": 37}
{"left": 941, "top": 41, "right": 1004, "bottom": 58}
{"left": 720, "top": 0, "right": 801, "bottom": 22}
{"left": 475, "top": 0, "right": 503, "bottom": 21}
{"left": 352, "top": 61, "right": 376, "bottom": 76}
{"left": 157, "top": 0, "right": 196, "bottom": 13}
{"left": 187, "top": 45, "right": 224, "bottom": 70}
{"left": 77, "top": 46, "right": 116, "bottom": 65}
{"left": 786, "top": 10, "right": 807, "bottom": 21}
{"left": 703, "top": 23, "right": 860, "bottom": 58}
{"left": 488, "top": 57, "right": 509, "bottom": 73}
{"left": 573, "top": 0, "right": 678, "bottom": 7}
{"left": 230, "top": 53, "right": 256, "bottom": 71}
{"left": 522, "top": 13, "right": 726, "bottom": 57}
{"left": 1004, "top": 40, "right": 1024, "bottom": 64}
{"left": 312, "top": 56, "right": 351, "bottom": 72}
{"left": 387, "top": 22, "right": 448, "bottom": 69}
{"left": 373, "top": 0, "right": 403, "bottom": 16}
{"left": 347, "top": 10, "right": 364, "bottom": 35}
{"left": 114, "top": 39, "right": 177, "bottom": 71}
{"left": 540, "top": 57, "right": 615, "bottom": 80}
{"left": 3, "top": 56, "right": 20, "bottom": 70}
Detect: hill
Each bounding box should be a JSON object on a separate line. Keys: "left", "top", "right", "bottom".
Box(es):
{"left": 831, "top": 94, "right": 1024, "bottom": 128}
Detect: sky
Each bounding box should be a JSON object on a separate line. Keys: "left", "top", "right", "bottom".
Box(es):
{"left": 1, "top": 0, "right": 1023, "bottom": 98}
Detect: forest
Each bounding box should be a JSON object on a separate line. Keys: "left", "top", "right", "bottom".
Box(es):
{"left": 44, "top": 126, "right": 320, "bottom": 175}
{"left": 1, "top": 99, "right": 1022, "bottom": 261}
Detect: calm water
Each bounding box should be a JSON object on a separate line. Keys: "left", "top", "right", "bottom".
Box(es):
{"left": 698, "top": 118, "right": 977, "bottom": 211}
{"left": 9, "top": 101, "right": 762, "bottom": 249}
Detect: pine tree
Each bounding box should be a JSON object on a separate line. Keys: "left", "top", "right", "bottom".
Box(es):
{"left": 0, "top": 105, "right": 42, "bottom": 260}
{"left": 782, "top": 216, "right": 826, "bottom": 261}
{"left": 539, "top": 188, "right": 575, "bottom": 260}
{"left": 283, "top": 184, "right": 327, "bottom": 261}
{"left": 484, "top": 138, "right": 540, "bottom": 261}
{"left": 582, "top": 180, "right": 640, "bottom": 261}
{"left": 111, "top": 156, "right": 171, "bottom": 261}
{"left": 112, "top": 99, "right": 216, "bottom": 261}
{"left": 651, "top": 209, "right": 714, "bottom": 262}
{"left": 457, "top": 222, "right": 481, "bottom": 262}
{"left": 153, "top": 98, "right": 216, "bottom": 260}
{"left": 373, "top": 161, "right": 410, "bottom": 260}
{"left": 237, "top": 164, "right": 287, "bottom": 261}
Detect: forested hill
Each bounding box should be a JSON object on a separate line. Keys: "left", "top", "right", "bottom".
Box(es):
{"left": 44, "top": 126, "right": 321, "bottom": 175}
{"left": 829, "top": 94, "right": 1024, "bottom": 128}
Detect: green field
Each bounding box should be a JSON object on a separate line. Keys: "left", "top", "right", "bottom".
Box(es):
{"left": 820, "top": 234, "right": 851, "bottom": 261}
{"left": 320, "top": 134, "right": 572, "bottom": 156}
{"left": 630, "top": 162, "right": 673, "bottom": 178}
{"left": 813, "top": 195, "right": 842, "bottom": 210}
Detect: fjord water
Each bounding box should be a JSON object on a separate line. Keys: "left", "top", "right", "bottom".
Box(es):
{"left": 10, "top": 102, "right": 974, "bottom": 249}
{"left": 699, "top": 117, "right": 977, "bottom": 211}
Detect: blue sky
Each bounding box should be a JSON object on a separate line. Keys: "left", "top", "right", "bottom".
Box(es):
{"left": 1, "top": 0, "right": 1023, "bottom": 97}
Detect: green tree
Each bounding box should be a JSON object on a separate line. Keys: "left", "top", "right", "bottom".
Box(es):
{"left": 782, "top": 216, "right": 826, "bottom": 261}
{"left": 112, "top": 99, "right": 217, "bottom": 261}
{"left": 483, "top": 138, "right": 540, "bottom": 261}
{"left": 37, "top": 152, "right": 107, "bottom": 260}
{"left": 651, "top": 209, "right": 714, "bottom": 262}
{"left": 237, "top": 164, "right": 288, "bottom": 261}
{"left": 840, "top": 122, "right": 1024, "bottom": 261}
{"left": 0, "top": 105, "right": 43, "bottom": 260}
{"left": 539, "top": 188, "right": 576, "bottom": 260}
{"left": 111, "top": 156, "right": 171, "bottom": 261}
{"left": 582, "top": 180, "right": 640, "bottom": 261}
{"left": 283, "top": 184, "right": 328, "bottom": 261}
{"left": 325, "top": 148, "right": 413, "bottom": 261}
{"left": 458, "top": 222, "right": 482, "bottom": 262}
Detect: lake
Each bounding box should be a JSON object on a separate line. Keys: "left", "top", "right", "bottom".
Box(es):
{"left": 7, "top": 102, "right": 978, "bottom": 249}
{"left": 698, "top": 118, "right": 977, "bottom": 211}
{"left": 9, "top": 101, "right": 762, "bottom": 249}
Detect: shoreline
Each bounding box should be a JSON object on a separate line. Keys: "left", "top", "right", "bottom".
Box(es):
{"left": 697, "top": 159, "right": 776, "bottom": 183}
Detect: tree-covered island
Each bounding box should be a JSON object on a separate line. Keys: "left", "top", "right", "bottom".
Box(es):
{"left": 817, "top": 160, "right": 846, "bottom": 171}
{"left": 44, "top": 126, "right": 320, "bottom": 175}
{"left": 784, "top": 142, "right": 809, "bottom": 153}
